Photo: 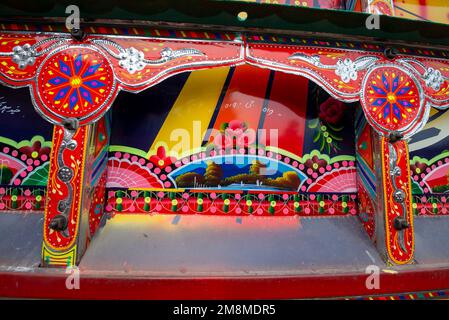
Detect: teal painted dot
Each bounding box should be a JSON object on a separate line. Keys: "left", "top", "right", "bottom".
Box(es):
{"left": 94, "top": 204, "right": 102, "bottom": 215}
{"left": 360, "top": 142, "right": 367, "bottom": 150}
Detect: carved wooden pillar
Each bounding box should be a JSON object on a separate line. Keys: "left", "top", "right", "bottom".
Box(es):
{"left": 42, "top": 115, "right": 110, "bottom": 267}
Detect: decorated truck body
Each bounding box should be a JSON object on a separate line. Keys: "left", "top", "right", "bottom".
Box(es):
{"left": 1, "top": 0, "right": 449, "bottom": 299}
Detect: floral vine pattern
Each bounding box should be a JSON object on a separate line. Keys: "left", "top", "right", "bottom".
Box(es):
{"left": 288, "top": 54, "right": 379, "bottom": 84}
{"left": 91, "top": 39, "right": 205, "bottom": 74}
{"left": 412, "top": 194, "right": 449, "bottom": 216}
{"left": 0, "top": 186, "right": 45, "bottom": 211}
{"left": 106, "top": 189, "right": 357, "bottom": 216}
{"left": 309, "top": 96, "right": 347, "bottom": 154}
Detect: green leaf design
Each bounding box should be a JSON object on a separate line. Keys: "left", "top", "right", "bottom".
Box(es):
{"left": 411, "top": 181, "right": 423, "bottom": 195}
{"left": 219, "top": 122, "right": 229, "bottom": 132}
{"left": 328, "top": 124, "right": 344, "bottom": 132}
{"left": 320, "top": 136, "right": 325, "bottom": 152}
{"left": 329, "top": 132, "right": 343, "bottom": 141}
{"left": 21, "top": 163, "right": 49, "bottom": 186}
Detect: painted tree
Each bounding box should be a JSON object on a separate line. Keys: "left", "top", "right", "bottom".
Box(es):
{"left": 281, "top": 171, "right": 301, "bottom": 189}
{"left": 204, "top": 161, "right": 223, "bottom": 186}
{"left": 249, "top": 160, "right": 268, "bottom": 176}
{"left": 175, "top": 172, "right": 205, "bottom": 188}
{"left": 0, "top": 165, "right": 13, "bottom": 184}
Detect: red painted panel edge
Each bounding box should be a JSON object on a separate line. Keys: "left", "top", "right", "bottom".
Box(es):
{"left": 1, "top": 268, "right": 449, "bottom": 299}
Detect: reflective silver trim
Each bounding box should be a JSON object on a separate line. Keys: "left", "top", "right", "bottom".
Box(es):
{"left": 288, "top": 53, "right": 379, "bottom": 84}
{"left": 388, "top": 143, "right": 408, "bottom": 254}
{"left": 55, "top": 126, "right": 78, "bottom": 238}
{"left": 91, "top": 38, "right": 206, "bottom": 74}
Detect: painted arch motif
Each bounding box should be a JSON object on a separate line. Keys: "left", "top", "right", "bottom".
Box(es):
{"left": 246, "top": 39, "right": 449, "bottom": 138}
{"left": 0, "top": 28, "right": 449, "bottom": 139}
{"left": 0, "top": 32, "right": 244, "bottom": 126}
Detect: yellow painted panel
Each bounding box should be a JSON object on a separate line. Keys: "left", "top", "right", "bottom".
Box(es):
{"left": 394, "top": 0, "right": 449, "bottom": 24}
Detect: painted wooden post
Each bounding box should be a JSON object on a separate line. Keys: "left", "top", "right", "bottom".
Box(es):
{"left": 356, "top": 109, "right": 415, "bottom": 265}
{"left": 359, "top": 0, "right": 417, "bottom": 265}
{"left": 42, "top": 115, "right": 110, "bottom": 267}
{"left": 372, "top": 135, "right": 415, "bottom": 265}
{"left": 355, "top": 110, "right": 377, "bottom": 242}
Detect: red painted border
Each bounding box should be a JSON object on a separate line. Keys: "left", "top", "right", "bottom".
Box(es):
{"left": 1, "top": 267, "right": 449, "bottom": 299}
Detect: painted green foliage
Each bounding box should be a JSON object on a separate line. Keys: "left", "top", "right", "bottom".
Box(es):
{"left": 309, "top": 118, "right": 344, "bottom": 154}
{"left": 0, "top": 164, "right": 13, "bottom": 184}
{"left": 21, "top": 163, "right": 49, "bottom": 186}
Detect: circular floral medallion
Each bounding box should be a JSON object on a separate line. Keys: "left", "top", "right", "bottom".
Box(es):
{"left": 35, "top": 46, "right": 117, "bottom": 125}
{"left": 361, "top": 64, "right": 424, "bottom": 136}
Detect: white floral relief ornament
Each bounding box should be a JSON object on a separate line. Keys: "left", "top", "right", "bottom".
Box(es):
{"left": 118, "top": 47, "right": 146, "bottom": 74}
{"left": 335, "top": 58, "right": 357, "bottom": 83}
{"left": 160, "top": 47, "right": 174, "bottom": 60}
{"left": 12, "top": 44, "right": 37, "bottom": 69}
{"left": 423, "top": 67, "right": 445, "bottom": 91}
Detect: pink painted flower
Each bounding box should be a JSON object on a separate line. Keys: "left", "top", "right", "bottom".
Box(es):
{"left": 235, "top": 130, "right": 256, "bottom": 148}
{"left": 213, "top": 133, "right": 233, "bottom": 149}
{"left": 304, "top": 155, "right": 328, "bottom": 172}
{"left": 213, "top": 120, "right": 256, "bottom": 149}
{"left": 19, "top": 141, "right": 50, "bottom": 159}
{"left": 225, "top": 120, "right": 246, "bottom": 137}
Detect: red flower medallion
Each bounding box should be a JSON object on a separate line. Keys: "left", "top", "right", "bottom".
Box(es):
{"left": 35, "top": 46, "right": 117, "bottom": 125}
{"left": 361, "top": 65, "right": 424, "bottom": 136}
